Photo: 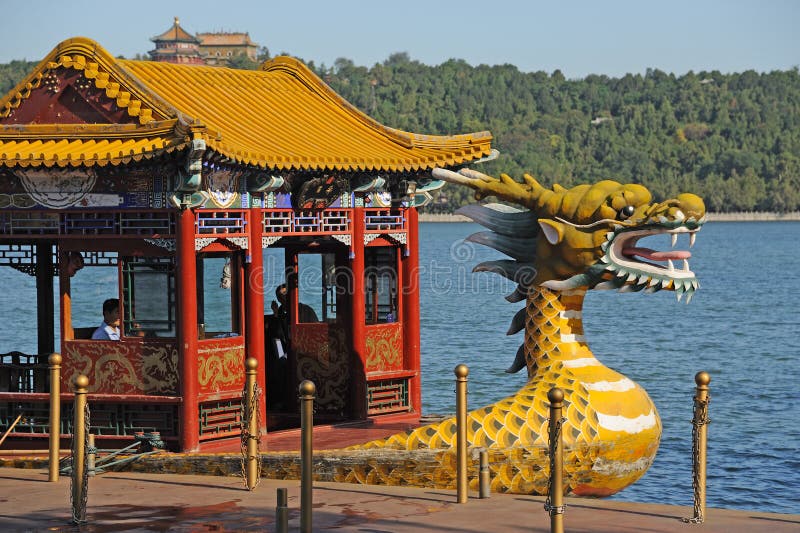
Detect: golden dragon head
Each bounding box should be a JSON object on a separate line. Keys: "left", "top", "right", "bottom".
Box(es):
{"left": 431, "top": 168, "right": 706, "bottom": 302}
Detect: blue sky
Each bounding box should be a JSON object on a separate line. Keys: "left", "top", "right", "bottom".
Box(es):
{"left": 1, "top": 0, "right": 797, "bottom": 78}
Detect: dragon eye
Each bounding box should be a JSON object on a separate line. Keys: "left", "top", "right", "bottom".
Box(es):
{"left": 618, "top": 205, "right": 635, "bottom": 220}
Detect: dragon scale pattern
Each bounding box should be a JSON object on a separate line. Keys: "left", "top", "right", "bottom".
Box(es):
{"left": 356, "top": 285, "right": 660, "bottom": 495}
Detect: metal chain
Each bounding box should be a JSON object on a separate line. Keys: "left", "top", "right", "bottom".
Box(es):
{"left": 70, "top": 402, "right": 90, "bottom": 525}
{"left": 544, "top": 416, "right": 567, "bottom": 516}
{"left": 239, "top": 381, "right": 262, "bottom": 489}
{"left": 682, "top": 394, "right": 710, "bottom": 524}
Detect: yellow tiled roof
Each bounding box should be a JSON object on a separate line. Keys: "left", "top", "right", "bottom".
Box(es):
{"left": 0, "top": 122, "right": 187, "bottom": 168}
{"left": 197, "top": 33, "right": 256, "bottom": 47}
{"left": 0, "top": 37, "right": 492, "bottom": 172}
{"left": 151, "top": 18, "right": 200, "bottom": 43}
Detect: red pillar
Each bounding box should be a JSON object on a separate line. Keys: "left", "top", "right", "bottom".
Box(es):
{"left": 402, "top": 207, "right": 422, "bottom": 413}
{"left": 245, "top": 208, "right": 267, "bottom": 433}
{"left": 177, "top": 208, "right": 200, "bottom": 452}
{"left": 350, "top": 207, "right": 368, "bottom": 419}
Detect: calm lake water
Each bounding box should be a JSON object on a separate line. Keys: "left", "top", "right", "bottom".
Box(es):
{"left": 419, "top": 221, "right": 800, "bottom": 515}
{"left": 1, "top": 220, "right": 797, "bottom": 514}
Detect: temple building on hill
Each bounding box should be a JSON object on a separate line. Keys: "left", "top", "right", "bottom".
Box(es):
{"left": 150, "top": 17, "right": 260, "bottom": 66}
{"left": 197, "top": 32, "right": 259, "bottom": 66}
{"left": 148, "top": 17, "right": 205, "bottom": 65}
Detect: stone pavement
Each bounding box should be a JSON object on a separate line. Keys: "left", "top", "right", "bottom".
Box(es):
{"left": 0, "top": 468, "right": 797, "bottom": 532}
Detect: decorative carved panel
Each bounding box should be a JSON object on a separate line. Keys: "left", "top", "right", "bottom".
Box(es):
{"left": 365, "top": 323, "right": 404, "bottom": 373}
{"left": 293, "top": 323, "right": 349, "bottom": 414}
{"left": 62, "top": 340, "right": 178, "bottom": 395}
{"left": 197, "top": 338, "right": 245, "bottom": 395}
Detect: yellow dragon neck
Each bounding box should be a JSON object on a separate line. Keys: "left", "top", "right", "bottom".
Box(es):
{"left": 523, "top": 286, "right": 594, "bottom": 379}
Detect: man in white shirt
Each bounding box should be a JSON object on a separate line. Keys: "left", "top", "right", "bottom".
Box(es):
{"left": 91, "top": 298, "right": 121, "bottom": 340}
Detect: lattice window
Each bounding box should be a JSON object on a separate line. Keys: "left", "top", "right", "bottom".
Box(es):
{"left": 365, "top": 247, "right": 398, "bottom": 324}
{"left": 366, "top": 378, "right": 410, "bottom": 415}
{"left": 262, "top": 209, "right": 351, "bottom": 234}
{"left": 0, "top": 401, "right": 178, "bottom": 438}
{"left": 62, "top": 212, "right": 118, "bottom": 235}
{"left": 119, "top": 212, "right": 176, "bottom": 235}
{"left": 0, "top": 212, "right": 59, "bottom": 235}
{"left": 88, "top": 403, "right": 178, "bottom": 437}
{"left": 0, "top": 401, "right": 54, "bottom": 434}
{"left": 263, "top": 210, "right": 292, "bottom": 233}
{"left": 293, "top": 211, "right": 319, "bottom": 232}
{"left": 121, "top": 256, "right": 176, "bottom": 336}
{"left": 78, "top": 251, "right": 119, "bottom": 267}
{"left": 320, "top": 210, "right": 349, "bottom": 232}
{"left": 196, "top": 210, "right": 247, "bottom": 235}
{"left": 0, "top": 244, "right": 57, "bottom": 276}
{"left": 198, "top": 398, "right": 242, "bottom": 440}
{"left": 0, "top": 211, "right": 176, "bottom": 237}
{"left": 364, "top": 209, "right": 405, "bottom": 231}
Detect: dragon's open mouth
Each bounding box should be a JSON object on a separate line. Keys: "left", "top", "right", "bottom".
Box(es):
{"left": 613, "top": 228, "right": 696, "bottom": 277}
{"left": 598, "top": 225, "right": 701, "bottom": 301}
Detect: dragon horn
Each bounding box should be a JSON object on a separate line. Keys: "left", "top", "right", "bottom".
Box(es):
{"left": 432, "top": 167, "right": 554, "bottom": 211}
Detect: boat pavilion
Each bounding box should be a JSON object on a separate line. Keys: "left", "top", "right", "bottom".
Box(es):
{"left": 0, "top": 37, "right": 493, "bottom": 452}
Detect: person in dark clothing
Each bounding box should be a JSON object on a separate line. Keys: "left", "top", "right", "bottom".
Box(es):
{"left": 265, "top": 284, "right": 318, "bottom": 410}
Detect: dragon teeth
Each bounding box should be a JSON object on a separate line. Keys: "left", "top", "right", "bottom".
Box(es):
{"left": 667, "top": 259, "right": 674, "bottom": 271}
{"left": 683, "top": 259, "right": 690, "bottom": 271}
{"left": 671, "top": 233, "right": 678, "bottom": 247}
{"left": 690, "top": 233, "right": 696, "bottom": 247}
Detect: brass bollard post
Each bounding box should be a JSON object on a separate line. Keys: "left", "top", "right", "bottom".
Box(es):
{"left": 299, "top": 380, "right": 315, "bottom": 533}
{"left": 48, "top": 353, "right": 61, "bottom": 482}
{"left": 455, "top": 364, "right": 469, "bottom": 504}
{"left": 71, "top": 374, "right": 89, "bottom": 524}
{"left": 546, "top": 387, "right": 565, "bottom": 533}
{"left": 479, "top": 449, "right": 490, "bottom": 499}
{"left": 275, "top": 487, "right": 289, "bottom": 533}
{"left": 691, "top": 371, "right": 711, "bottom": 523}
{"left": 245, "top": 357, "right": 259, "bottom": 490}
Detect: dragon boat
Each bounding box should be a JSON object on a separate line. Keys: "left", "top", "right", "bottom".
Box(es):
{"left": 0, "top": 33, "right": 704, "bottom": 497}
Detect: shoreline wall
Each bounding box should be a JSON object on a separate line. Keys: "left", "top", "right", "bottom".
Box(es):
{"left": 419, "top": 211, "right": 800, "bottom": 223}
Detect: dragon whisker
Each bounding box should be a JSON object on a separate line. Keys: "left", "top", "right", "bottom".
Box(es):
{"left": 553, "top": 217, "right": 633, "bottom": 229}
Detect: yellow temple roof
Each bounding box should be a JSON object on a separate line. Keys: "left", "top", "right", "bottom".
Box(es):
{"left": 151, "top": 17, "right": 200, "bottom": 44}
{"left": 0, "top": 37, "right": 492, "bottom": 171}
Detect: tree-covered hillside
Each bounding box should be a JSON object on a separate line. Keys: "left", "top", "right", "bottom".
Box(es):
{"left": 3, "top": 54, "right": 798, "bottom": 212}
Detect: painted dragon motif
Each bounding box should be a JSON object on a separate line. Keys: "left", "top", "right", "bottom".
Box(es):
{"left": 348, "top": 168, "right": 706, "bottom": 496}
